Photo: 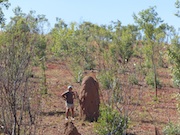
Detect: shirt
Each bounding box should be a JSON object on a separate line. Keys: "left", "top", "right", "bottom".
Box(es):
{"left": 62, "top": 91, "right": 74, "bottom": 104}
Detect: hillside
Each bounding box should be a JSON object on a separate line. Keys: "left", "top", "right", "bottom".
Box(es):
{"left": 36, "top": 58, "right": 179, "bottom": 135}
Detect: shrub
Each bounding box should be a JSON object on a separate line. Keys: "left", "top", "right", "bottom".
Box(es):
{"left": 83, "top": 53, "right": 96, "bottom": 70}
{"left": 97, "top": 71, "right": 113, "bottom": 89}
{"left": 95, "top": 105, "right": 127, "bottom": 135}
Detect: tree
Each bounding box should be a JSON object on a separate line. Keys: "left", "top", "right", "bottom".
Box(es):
{"left": 133, "top": 6, "right": 167, "bottom": 98}
{"left": 162, "top": 1, "right": 180, "bottom": 133}
{"left": 173, "top": 0, "right": 180, "bottom": 83}
{"left": 0, "top": 7, "right": 48, "bottom": 134}
{"left": 168, "top": 36, "right": 180, "bottom": 87}
{"left": 111, "top": 20, "right": 139, "bottom": 65}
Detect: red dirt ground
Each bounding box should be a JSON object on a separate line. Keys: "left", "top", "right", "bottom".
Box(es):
{"left": 37, "top": 60, "right": 179, "bottom": 135}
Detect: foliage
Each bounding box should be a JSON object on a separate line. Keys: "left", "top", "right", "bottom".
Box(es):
{"left": 163, "top": 122, "right": 180, "bottom": 135}
{"left": 133, "top": 6, "right": 168, "bottom": 98}
{"left": 1, "top": 1, "right": 180, "bottom": 134}
{"left": 0, "top": 0, "right": 10, "bottom": 27}
{"left": 51, "top": 21, "right": 98, "bottom": 82}
{"left": 51, "top": 18, "right": 74, "bottom": 56}
{"left": 168, "top": 35, "right": 180, "bottom": 87}
{"left": 97, "top": 70, "right": 114, "bottom": 89}
{"left": 145, "top": 71, "right": 161, "bottom": 88}
{"left": 34, "top": 35, "right": 48, "bottom": 94}
{"left": 0, "top": 7, "right": 47, "bottom": 134}
{"left": 69, "top": 61, "right": 84, "bottom": 83}
{"left": 162, "top": 2, "right": 180, "bottom": 134}
{"left": 111, "top": 21, "right": 138, "bottom": 64}
{"left": 0, "top": 24, "right": 35, "bottom": 134}
{"left": 95, "top": 105, "right": 127, "bottom": 135}
{"left": 175, "top": 0, "right": 180, "bottom": 17}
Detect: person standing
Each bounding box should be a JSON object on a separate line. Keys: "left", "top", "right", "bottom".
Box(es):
{"left": 61, "top": 85, "right": 76, "bottom": 120}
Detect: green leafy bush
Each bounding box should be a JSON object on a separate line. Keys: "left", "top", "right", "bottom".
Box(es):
{"left": 95, "top": 105, "right": 127, "bottom": 135}
{"left": 97, "top": 71, "right": 113, "bottom": 89}
{"left": 84, "top": 54, "right": 96, "bottom": 70}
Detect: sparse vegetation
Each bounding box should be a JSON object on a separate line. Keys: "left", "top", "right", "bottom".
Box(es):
{"left": 0, "top": 1, "right": 180, "bottom": 135}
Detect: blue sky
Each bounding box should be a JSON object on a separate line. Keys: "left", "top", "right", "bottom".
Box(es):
{"left": 3, "top": 0, "right": 180, "bottom": 31}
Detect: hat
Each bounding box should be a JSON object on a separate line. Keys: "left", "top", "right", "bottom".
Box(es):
{"left": 68, "top": 85, "right": 72, "bottom": 89}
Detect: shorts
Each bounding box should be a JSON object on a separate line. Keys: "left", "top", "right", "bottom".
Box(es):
{"left": 65, "top": 102, "right": 74, "bottom": 109}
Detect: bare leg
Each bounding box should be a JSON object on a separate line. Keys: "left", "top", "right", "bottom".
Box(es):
{"left": 71, "top": 107, "right": 74, "bottom": 118}
{"left": 66, "top": 108, "right": 70, "bottom": 119}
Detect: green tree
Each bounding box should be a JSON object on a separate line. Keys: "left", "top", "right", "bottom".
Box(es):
{"left": 51, "top": 18, "right": 71, "bottom": 56}
{"left": 133, "top": 6, "right": 167, "bottom": 98}
{"left": 51, "top": 21, "right": 108, "bottom": 82}
{"left": 173, "top": 0, "right": 180, "bottom": 86}
{"left": 168, "top": 36, "right": 180, "bottom": 92}
{"left": 111, "top": 20, "right": 139, "bottom": 65}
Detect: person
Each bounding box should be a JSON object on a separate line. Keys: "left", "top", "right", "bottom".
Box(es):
{"left": 61, "top": 85, "right": 76, "bottom": 120}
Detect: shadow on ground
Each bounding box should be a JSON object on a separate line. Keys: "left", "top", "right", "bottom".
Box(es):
{"left": 40, "top": 111, "right": 65, "bottom": 116}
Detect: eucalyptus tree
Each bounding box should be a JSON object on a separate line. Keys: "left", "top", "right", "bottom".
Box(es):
{"left": 0, "top": 7, "right": 48, "bottom": 134}
{"left": 133, "top": 6, "right": 168, "bottom": 98}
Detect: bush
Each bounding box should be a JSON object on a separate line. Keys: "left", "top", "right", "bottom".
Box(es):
{"left": 97, "top": 71, "right": 113, "bottom": 89}
{"left": 95, "top": 105, "right": 127, "bottom": 135}
{"left": 163, "top": 122, "right": 180, "bottom": 135}
{"left": 84, "top": 55, "right": 96, "bottom": 70}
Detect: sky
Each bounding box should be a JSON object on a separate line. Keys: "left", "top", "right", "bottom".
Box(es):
{"left": 2, "top": 0, "right": 180, "bottom": 32}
